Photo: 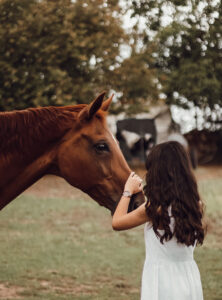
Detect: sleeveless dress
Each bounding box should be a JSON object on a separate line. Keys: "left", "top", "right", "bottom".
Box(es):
{"left": 141, "top": 214, "right": 203, "bottom": 300}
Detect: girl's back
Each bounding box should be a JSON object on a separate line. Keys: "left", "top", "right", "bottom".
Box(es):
{"left": 141, "top": 214, "right": 203, "bottom": 300}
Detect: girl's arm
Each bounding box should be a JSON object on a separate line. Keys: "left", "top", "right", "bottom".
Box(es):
{"left": 112, "top": 173, "right": 149, "bottom": 231}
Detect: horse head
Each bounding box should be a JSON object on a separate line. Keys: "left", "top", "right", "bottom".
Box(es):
{"left": 57, "top": 92, "right": 145, "bottom": 214}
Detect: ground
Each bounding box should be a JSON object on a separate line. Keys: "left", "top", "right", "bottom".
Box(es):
{"left": 0, "top": 165, "right": 221, "bottom": 300}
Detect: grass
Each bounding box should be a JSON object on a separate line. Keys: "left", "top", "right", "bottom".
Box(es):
{"left": 196, "top": 176, "right": 222, "bottom": 300}
{"left": 0, "top": 170, "right": 221, "bottom": 299}
{"left": 0, "top": 193, "right": 144, "bottom": 300}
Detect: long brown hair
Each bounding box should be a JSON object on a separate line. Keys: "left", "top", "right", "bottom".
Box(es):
{"left": 144, "top": 141, "right": 205, "bottom": 246}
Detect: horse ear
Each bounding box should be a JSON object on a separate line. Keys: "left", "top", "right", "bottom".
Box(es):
{"left": 101, "top": 94, "right": 114, "bottom": 111}
{"left": 78, "top": 92, "right": 106, "bottom": 121}
{"left": 88, "top": 91, "right": 106, "bottom": 118}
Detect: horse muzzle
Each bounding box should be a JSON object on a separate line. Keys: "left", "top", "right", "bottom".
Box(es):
{"left": 111, "top": 191, "right": 145, "bottom": 215}
{"left": 128, "top": 191, "right": 145, "bottom": 213}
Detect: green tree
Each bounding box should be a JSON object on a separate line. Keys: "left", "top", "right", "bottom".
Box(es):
{"left": 112, "top": 44, "right": 159, "bottom": 114}
{"left": 132, "top": 0, "right": 222, "bottom": 125}
{"left": 0, "top": 0, "right": 125, "bottom": 110}
{"left": 0, "top": 0, "right": 159, "bottom": 113}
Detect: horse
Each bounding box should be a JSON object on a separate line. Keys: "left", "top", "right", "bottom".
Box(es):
{"left": 0, "top": 92, "right": 144, "bottom": 214}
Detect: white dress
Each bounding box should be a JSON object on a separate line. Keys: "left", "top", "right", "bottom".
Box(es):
{"left": 141, "top": 214, "right": 203, "bottom": 300}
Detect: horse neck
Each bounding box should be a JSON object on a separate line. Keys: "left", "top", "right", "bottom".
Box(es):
{"left": 0, "top": 105, "right": 82, "bottom": 210}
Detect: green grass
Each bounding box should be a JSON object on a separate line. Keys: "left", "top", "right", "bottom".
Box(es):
{"left": 0, "top": 194, "right": 144, "bottom": 300}
{"left": 0, "top": 173, "right": 221, "bottom": 300}
{"left": 197, "top": 176, "right": 222, "bottom": 300}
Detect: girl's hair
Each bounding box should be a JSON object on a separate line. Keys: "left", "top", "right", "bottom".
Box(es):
{"left": 144, "top": 141, "right": 205, "bottom": 246}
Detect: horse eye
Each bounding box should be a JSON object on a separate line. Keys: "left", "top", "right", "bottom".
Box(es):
{"left": 95, "top": 142, "right": 109, "bottom": 153}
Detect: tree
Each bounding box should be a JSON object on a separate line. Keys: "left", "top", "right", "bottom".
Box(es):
{"left": 112, "top": 45, "right": 159, "bottom": 114}
{"left": 132, "top": 0, "right": 222, "bottom": 126}
{"left": 0, "top": 0, "right": 160, "bottom": 113}
{"left": 0, "top": 0, "right": 125, "bottom": 110}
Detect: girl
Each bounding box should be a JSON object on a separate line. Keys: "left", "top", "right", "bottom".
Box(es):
{"left": 112, "top": 141, "right": 204, "bottom": 300}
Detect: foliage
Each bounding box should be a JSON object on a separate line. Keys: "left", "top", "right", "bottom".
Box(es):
{"left": 111, "top": 43, "right": 159, "bottom": 114}
{"left": 0, "top": 0, "right": 122, "bottom": 110}
{"left": 0, "top": 0, "right": 159, "bottom": 113}
{"left": 132, "top": 0, "right": 222, "bottom": 123}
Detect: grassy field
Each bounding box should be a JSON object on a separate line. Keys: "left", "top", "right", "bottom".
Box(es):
{"left": 0, "top": 166, "right": 221, "bottom": 300}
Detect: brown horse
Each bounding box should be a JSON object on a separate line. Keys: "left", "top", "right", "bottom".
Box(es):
{"left": 0, "top": 92, "right": 144, "bottom": 213}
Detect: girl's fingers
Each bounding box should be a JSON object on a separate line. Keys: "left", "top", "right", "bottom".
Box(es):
{"left": 135, "top": 175, "right": 142, "bottom": 182}
{"left": 129, "top": 172, "right": 135, "bottom": 178}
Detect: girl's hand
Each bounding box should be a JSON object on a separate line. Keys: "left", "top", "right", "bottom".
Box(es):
{"left": 124, "top": 172, "right": 143, "bottom": 195}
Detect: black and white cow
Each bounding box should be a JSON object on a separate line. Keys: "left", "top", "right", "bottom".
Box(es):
{"left": 116, "top": 118, "right": 157, "bottom": 163}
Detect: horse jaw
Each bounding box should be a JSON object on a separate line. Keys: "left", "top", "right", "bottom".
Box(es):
{"left": 80, "top": 176, "right": 145, "bottom": 215}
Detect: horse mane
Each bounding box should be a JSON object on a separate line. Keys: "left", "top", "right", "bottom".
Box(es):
{"left": 0, "top": 105, "right": 87, "bottom": 160}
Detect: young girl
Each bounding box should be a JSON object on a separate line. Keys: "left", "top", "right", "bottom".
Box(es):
{"left": 112, "top": 141, "right": 204, "bottom": 300}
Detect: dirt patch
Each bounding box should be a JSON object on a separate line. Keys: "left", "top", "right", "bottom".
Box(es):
{"left": 194, "top": 165, "right": 222, "bottom": 181}
{"left": 0, "top": 283, "right": 24, "bottom": 299}
{"left": 23, "top": 175, "right": 88, "bottom": 200}
{"left": 52, "top": 283, "right": 96, "bottom": 295}
{"left": 33, "top": 275, "right": 139, "bottom": 297}
{"left": 135, "top": 165, "right": 222, "bottom": 183}
{"left": 36, "top": 278, "right": 97, "bottom": 296}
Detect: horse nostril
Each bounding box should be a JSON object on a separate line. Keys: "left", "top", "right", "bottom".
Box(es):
{"left": 111, "top": 191, "right": 145, "bottom": 214}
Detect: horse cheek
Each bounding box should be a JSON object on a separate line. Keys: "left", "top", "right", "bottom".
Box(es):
{"left": 56, "top": 142, "right": 79, "bottom": 187}
{"left": 57, "top": 141, "right": 92, "bottom": 190}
